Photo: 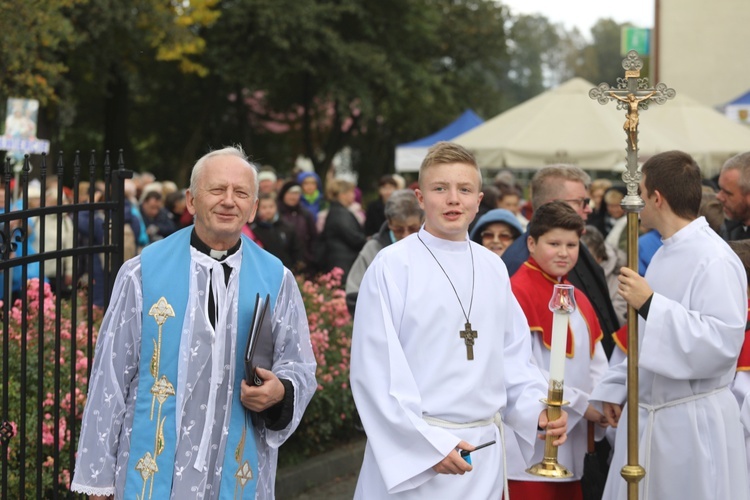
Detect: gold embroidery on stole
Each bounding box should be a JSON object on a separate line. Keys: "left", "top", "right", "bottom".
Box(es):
{"left": 135, "top": 297, "right": 176, "bottom": 500}
{"left": 233, "top": 412, "right": 253, "bottom": 499}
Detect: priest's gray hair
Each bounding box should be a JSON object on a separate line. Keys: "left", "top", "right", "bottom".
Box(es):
{"left": 530, "top": 164, "right": 591, "bottom": 210}
{"left": 385, "top": 189, "right": 424, "bottom": 223}
{"left": 190, "top": 145, "right": 259, "bottom": 199}
{"left": 722, "top": 152, "right": 750, "bottom": 194}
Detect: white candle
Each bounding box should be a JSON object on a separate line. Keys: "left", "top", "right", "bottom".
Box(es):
{"left": 548, "top": 312, "right": 568, "bottom": 382}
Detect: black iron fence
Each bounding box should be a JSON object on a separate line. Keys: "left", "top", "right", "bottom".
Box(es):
{"left": 0, "top": 150, "right": 130, "bottom": 499}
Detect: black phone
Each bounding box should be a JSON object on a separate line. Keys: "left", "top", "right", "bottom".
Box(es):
{"left": 460, "top": 439, "right": 496, "bottom": 457}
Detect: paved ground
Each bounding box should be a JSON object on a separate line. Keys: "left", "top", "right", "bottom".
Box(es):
{"left": 286, "top": 472, "right": 357, "bottom": 499}
{"left": 275, "top": 439, "right": 364, "bottom": 500}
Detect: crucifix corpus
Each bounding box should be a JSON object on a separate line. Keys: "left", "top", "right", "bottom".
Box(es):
{"left": 460, "top": 322, "right": 477, "bottom": 360}
{"left": 589, "top": 50, "right": 675, "bottom": 500}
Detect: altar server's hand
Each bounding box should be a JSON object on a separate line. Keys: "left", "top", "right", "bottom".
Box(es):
{"left": 240, "top": 368, "right": 285, "bottom": 411}
{"left": 584, "top": 404, "right": 608, "bottom": 427}
{"left": 618, "top": 267, "right": 652, "bottom": 310}
{"left": 432, "top": 440, "right": 473, "bottom": 475}
{"left": 538, "top": 409, "right": 568, "bottom": 446}
{"left": 603, "top": 402, "right": 622, "bottom": 428}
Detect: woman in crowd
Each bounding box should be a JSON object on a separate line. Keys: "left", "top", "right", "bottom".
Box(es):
{"left": 469, "top": 208, "right": 523, "bottom": 258}
{"left": 319, "top": 179, "right": 366, "bottom": 283}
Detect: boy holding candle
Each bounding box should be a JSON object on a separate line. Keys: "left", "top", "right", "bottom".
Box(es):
{"left": 506, "top": 201, "right": 609, "bottom": 499}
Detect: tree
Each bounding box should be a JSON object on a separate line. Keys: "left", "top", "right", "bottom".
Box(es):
{"left": 8, "top": 0, "right": 519, "bottom": 187}
{"left": 574, "top": 18, "right": 628, "bottom": 85}
{"left": 0, "top": 0, "right": 87, "bottom": 106}
{"left": 38, "top": 0, "right": 221, "bottom": 177}
{"left": 194, "top": 0, "right": 511, "bottom": 186}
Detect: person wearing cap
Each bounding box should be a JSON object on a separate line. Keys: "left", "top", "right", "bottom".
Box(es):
{"left": 469, "top": 208, "right": 523, "bottom": 258}
{"left": 319, "top": 179, "right": 366, "bottom": 283}
{"left": 296, "top": 171, "right": 324, "bottom": 220}
{"left": 258, "top": 169, "right": 278, "bottom": 195}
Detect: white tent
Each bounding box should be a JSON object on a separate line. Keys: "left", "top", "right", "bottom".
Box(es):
{"left": 454, "top": 77, "right": 750, "bottom": 176}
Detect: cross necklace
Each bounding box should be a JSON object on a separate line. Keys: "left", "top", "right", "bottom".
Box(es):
{"left": 417, "top": 234, "right": 477, "bottom": 360}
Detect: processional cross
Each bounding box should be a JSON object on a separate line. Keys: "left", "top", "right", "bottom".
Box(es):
{"left": 589, "top": 50, "right": 675, "bottom": 500}
{"left": 590, "top": 50, "right": 676, "bottom": 208}
{"left": 459, "top": 322, "right": 477, "bottom": 360}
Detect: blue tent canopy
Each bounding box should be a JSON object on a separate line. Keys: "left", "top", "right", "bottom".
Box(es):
{"left": 723, "top": 89, "right": 750, "bottom": 124}
{"left": 727, "top": 89, "right": 750, "bottom": 105}
{"left": 395, "top": 110, "right": 483, "bottom": 172}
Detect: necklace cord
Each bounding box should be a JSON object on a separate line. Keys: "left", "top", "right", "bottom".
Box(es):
{"left": 417, "top": 233, "right": 475, "bottom": 322}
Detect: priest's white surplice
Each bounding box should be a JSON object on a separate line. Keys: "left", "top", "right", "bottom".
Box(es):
{"left": 70, "top": 245, "right": 316, "bottom": 499}
{"left": 350, "top": 228, "right": 549, "bottom": 498}
{"left": 590, "top": 218, "right": 749, "bottom": 500}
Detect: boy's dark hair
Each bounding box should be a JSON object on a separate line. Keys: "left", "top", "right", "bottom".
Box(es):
{"left": 642, "top": 150, "right": 702, "bottom": 220}
{"left": 528, "top": 201, "right": 585, "bottom": 240}
{"left": 729, "top": 240, "right": 750, "bottom": 285}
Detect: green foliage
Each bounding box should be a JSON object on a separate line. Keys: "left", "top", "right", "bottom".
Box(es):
{"left": 278, "top": 269, "right": 358, "bottom": 467}
{"left": 4, "top": 0, "right": 636, "bottom": 189}
{"left": 575, "top": 19, "right": 646, "bottom": 85}
{"left": 0, "top": 0, "right": 87, "bottom": 105}
{"left": 0, "top": 280, "right": 103, "bottom": 498}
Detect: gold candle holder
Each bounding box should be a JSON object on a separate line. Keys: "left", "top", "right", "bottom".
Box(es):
{"left": 526, "top": 380, "right": 573, "bottom": 478}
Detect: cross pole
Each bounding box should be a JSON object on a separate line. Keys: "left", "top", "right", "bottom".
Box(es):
{"left": 589, "top": 50, "right": 675, "bottom": 500}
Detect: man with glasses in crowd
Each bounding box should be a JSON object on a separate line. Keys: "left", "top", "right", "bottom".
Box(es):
{"left": 502, "top": 165, "right": 620, "bottom": 357}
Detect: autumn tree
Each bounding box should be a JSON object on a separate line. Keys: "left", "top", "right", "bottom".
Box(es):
{"left": 0, "top": 0, "right": 88, "bottom": 107}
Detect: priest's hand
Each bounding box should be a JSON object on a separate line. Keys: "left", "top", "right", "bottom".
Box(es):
{"left": 432, "top": 441, "right": 473, "bottom": 475}
{"left": 240, "top": 368, "right": 285, "bottom": 412}
{"left": 617, "top": 267, "right": 652, "bottom": 310}
{"left": 538, "top": 409, "right": 568, "bottom": 446}
{"left": 603, "top": 402, "right": 622, "bottom": 428}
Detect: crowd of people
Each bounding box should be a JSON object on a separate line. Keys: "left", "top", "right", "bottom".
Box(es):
{"left": 6, "top": 140, "right": 750, "bottom": 499}
{"left": 348, "top": 143, "right": 750, "bottom": 500}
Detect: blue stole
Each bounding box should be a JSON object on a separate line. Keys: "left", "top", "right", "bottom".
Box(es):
{"left": 124, "top": 226, "right": 283, "bottom": 499}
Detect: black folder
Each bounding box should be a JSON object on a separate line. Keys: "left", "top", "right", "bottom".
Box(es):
{"left": 244, "top": 293, "right": 274, "bottom": 386}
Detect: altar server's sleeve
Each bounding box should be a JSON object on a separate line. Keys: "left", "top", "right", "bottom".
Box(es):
{"left": 640, "top": 258, "right": 747, "bottom": 380}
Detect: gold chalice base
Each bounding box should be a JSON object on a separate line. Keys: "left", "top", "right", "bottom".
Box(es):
{"left": 526, "top": 459, "right": 574, "bottom": 478}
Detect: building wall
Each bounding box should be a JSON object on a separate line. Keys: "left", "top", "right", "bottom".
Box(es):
{"left": 658, "top": 0, "right": 750, "bottom": 107}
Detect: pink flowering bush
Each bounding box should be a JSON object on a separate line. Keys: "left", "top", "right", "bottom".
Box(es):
{"left": 0, "top": 279, "right": 102, "bottom": 498}
{"left": 280, "top": 268, "right": 358, "bottom": 466}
